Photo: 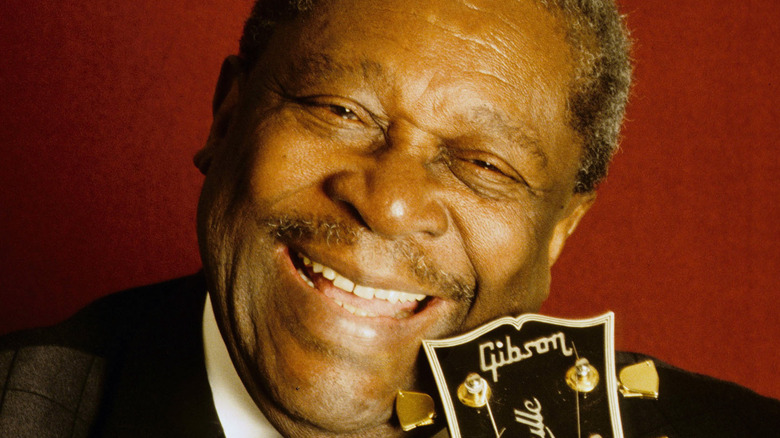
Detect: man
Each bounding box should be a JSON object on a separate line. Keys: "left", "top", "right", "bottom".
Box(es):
{"left": 195, "top": 0, "right": 618, "bottom": 434}
{"left": 1, "top": 0, "right": 777, "bottom": 437}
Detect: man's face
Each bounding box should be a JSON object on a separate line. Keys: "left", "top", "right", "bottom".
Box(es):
{"left": 196, "top": 0, "right": 593, "bottom": 435}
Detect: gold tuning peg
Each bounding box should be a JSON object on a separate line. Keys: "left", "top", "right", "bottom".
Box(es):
{"left": 457, "top": 373, "right": 491, "bottom": 408}
{"left": 566, "top": 358, "right": 600, "bottom": 393}
{"left": 618, "top": 360, "right": 659, "bottom": 399}
{"left": 395, "top": 390, "right": 436, "bottom": 432}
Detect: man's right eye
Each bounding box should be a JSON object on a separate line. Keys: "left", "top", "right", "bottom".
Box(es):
{"left": 292, "top": 96, "right": 370, "bottom": 127}
{"left": 325, "top": 104, "right": 359, "bottom": 121}
{"left": 287, "top": 95, "right": 385, "bottom": 142}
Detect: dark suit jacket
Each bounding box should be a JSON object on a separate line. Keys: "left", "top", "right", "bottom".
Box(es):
{"left": 1, "top": 274, "right": 778, "bottom": 437}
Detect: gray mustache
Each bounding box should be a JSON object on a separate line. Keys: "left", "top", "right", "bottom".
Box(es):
{"left": 264, "top": 214, "right": 475, "bottom": 303}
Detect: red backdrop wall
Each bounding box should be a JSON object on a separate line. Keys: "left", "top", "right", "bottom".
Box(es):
{"left": 1, "top": 1, "right": 778, "bottom": 399}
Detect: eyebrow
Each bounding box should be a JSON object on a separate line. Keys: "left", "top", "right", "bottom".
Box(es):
{"left": 284, "top": 53, "right": 389, "bottom": 87}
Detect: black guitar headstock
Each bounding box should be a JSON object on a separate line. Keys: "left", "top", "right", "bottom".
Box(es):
{"left": 421, "top": 313, "right": 623, "bottom": 438}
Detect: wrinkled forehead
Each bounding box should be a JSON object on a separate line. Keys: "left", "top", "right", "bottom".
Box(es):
{"left": 253, "top": 0, "right": 577, "bottom": 149}
{"left": 274, "top": 0, "right": 573, "bottom": 88}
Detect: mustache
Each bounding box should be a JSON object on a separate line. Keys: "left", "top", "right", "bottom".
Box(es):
{"left": 264, "top": 214, "right": 475, "bottom": 303}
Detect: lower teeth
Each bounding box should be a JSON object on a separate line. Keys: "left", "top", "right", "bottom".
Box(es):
{"left": 297, "top": 268, "right": 315, "bottom": 288}
{"left": 333, "top": 299, "right": 378, "bottom": 318}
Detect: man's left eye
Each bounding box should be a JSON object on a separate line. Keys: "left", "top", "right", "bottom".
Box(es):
{"left": 327, "top": 104, "right": 359, "bottom": 121}
{"left": 469, "top": 159, "right": 503, "bottom": 174}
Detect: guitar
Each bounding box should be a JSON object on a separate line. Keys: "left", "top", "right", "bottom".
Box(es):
{"left": 396, "top": 313, "right": 659, "bottom": 437}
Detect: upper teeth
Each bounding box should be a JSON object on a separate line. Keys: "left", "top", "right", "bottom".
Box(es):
{"left": 299, "top": 254, "right": 427, "bottom": 304}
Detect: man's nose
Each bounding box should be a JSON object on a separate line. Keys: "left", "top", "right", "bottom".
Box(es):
{"left": 324, "top": 130, "right": 449, "bottom": 239}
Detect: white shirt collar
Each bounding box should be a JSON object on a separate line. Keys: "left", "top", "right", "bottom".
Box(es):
{"left": 203, "top": 293, "right": 283, "bottom": 438}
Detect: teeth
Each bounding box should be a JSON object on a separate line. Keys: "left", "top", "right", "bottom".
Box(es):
{"left": 322, "top": 267, "right": 336, "bottom": 280}
{"left": 332, "top": 274, "right": 355, "bottom": 292}
{"left": 353, "top": 284, "right": 375, "bottom": 300}
{"left": 401, "top": 291, "right": 427, "bottom": 302}
{"left": 343, "top": 302, "right": 371, "bottom": 317}
{"left": 296, "top": 253, "right": 428, "bottom": 311}
{"left": 297, "top": 268, "right": 315, "bottom": 288}
{"left": 333, "top": 299, "right": 378, "bottom": 317}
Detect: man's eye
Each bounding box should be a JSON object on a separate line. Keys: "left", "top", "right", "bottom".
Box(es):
{"left": 444, "top": 149, "right": 531, "bottom": 197}
{"left": 326, "top": 104, "right": 359, "bottom": 121}
{"left": 469, "top": 159, "right": 503, "bottom": 174}
{"left": 288, "top": 95, "right": 368, "bottom": 125}
{"left": 461, "top": 157, "right": 516, "bottom": 182}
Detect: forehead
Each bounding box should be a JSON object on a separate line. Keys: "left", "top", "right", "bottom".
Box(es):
{"left": 276, "top": 0, "right": 571, "bottom": 91}
{"left": 255, "top": 0, "right": 578, "bottom": 169}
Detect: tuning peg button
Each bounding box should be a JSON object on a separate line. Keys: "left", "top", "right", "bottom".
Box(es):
{"left": 566, "top": 358, "right": 600, "bottom": 393}
{"left": 457, "top": 373, "right": 491, "bottom": 408}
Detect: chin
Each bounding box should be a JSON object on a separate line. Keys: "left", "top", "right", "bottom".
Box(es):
{"left": 217, "top": 265, "right": 424, "bottom": 436}
{"left": 249, "top": 348, "right": 417, "bottom": 436}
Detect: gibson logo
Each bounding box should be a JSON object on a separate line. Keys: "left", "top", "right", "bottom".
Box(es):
{"left": 515, "top": 397, "right": 555, "bottom": 437}
{"left": 479, "top": 332, "right": 573, "bottom": 382}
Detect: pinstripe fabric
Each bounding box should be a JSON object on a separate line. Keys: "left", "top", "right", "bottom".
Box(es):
{"left": 0, "top": 347, "right": 103, "bottom": 438}
{"left": 0, "top": 274, "right": 224, "bottom": 438}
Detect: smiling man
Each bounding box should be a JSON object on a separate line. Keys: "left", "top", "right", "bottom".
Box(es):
{"left": 2, "top": 0, "right": 778, "bottom": 437}
{"left": 192, "top": 0, "right": 613, "bottom": 435}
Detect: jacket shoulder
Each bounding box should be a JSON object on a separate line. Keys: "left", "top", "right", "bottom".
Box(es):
{"left": 617, "top": 351, "right": 780, "bottom": 437}
{"left": 0, "top": 274, "right": 208, "bottom": 438}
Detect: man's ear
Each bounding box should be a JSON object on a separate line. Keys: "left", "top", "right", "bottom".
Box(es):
{"left": 194, "top": 55, "right": 244, "bottom": 175}
{"left": 547, "top": 191, "right": 597, "bottom": 266}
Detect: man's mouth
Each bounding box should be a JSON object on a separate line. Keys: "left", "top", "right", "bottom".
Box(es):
{"left": 292, "top": 252, "right": 430, "bottom": 319}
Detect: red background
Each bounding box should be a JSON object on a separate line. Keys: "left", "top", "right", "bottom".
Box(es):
{"left": 1, "top": 1, "right": 778, "bottom": 399}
